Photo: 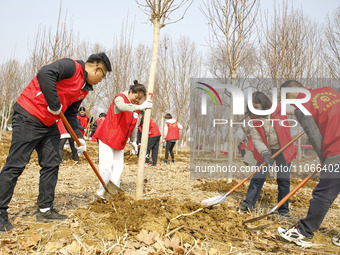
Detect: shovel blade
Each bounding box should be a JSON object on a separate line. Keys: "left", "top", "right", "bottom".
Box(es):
{"left": 103, "top": 181, "right": 122, "bottom": 201}
{"left": 201, "top": 194, "right": 227, "bottom": 206}
{"left": 243, "top": 212, "right": 272, "bottom": 224}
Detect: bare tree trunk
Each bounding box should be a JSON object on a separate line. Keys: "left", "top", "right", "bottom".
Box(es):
{"left": 136, "top": 18, "right": 161, "bottom": 199}
{"left": 226, "top": 72, "right": 236, "bottom": 182}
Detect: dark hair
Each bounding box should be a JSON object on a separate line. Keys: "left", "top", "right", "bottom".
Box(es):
{"left": 165, "top": 113, "right": 172, "bottom": 119}
{"left": 86, "top": 52, "right": 112, "bottom": 72}
{"left": 99, "top": 113, "right": 106, "bottom": 117}
{"left": 138, "top": 111, "right": 145, "bottom": 126}
{"left": 281, "top": 80, "right": 304, "bottom": 88}
{"left": 79, "top": 106, "right": 86, "bottom": 112}
{"left": 246, "top": 92, "right": 272, "bottom": 115}
{"left": 129, "top": 80, "right": 146, "bottom": 95}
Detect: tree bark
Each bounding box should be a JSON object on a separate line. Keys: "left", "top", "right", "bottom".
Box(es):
{"left": 136, "top": 18, "right": 161, "bottom": 199}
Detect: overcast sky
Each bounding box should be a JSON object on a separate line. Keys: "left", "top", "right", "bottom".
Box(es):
{"left": 1, "top": 0, "right": 339, "bottom": 63}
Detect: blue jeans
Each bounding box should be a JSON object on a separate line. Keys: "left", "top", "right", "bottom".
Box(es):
{"left": 241, "top": 149, "right": 291, "bottom": 214}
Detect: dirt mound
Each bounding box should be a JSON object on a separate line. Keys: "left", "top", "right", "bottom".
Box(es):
{"left": 75, "top": 192, "right": 249, "bottom": 244}
{"left": 194, "top": 179, "right": 248, "bottom": 193}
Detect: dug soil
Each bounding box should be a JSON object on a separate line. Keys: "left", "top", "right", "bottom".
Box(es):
{"left": 0, "top": 131, "right": 339, "bottom": 254}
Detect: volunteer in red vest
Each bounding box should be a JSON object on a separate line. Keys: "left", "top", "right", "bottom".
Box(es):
{"left": 57, "top": 120, "right": 79, "bottom": 163}
{"left": 163, "top": 113, "right": 183, "bottom": 164}
{"left": 90, "top": 113, "right": 106, "bottom": 142}
{"left": 0, "top": 53, "right": 111, "bottom": 232}
{"left": 77, "top": 106, "right": 92, "bottom": 137}
{"left": 278, "top": 80, "right": 340, "bottom": 248}
{"left": 240, "top": 140, "right": 246, "bottom": 157}
{"left": 137, "top": 111, "right": 161, "bottom": 167}
{"left": 236, "top": 91, "right": 297, "bottom": 216}
{"left": 96, "top": 80, "right": 152, "bottom": 198}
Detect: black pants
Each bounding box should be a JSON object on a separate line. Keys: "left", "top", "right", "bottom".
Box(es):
{"left": 298, "top": 157, "right": 340, "bottom": 237}
{"left": 241, "top": 149, "right": 245, "bottom": 157}
{"left": 241, "top": 149, "right": 291, "bottom": 214}
{"left": 0, "top": 112, "right": 61, "bottom": 210}
{"left": 145, "top": 136, "right": 160, "bottom": 166}
{"left": 165, "top": 140, "right": 177, "bottom": 160}
{"left": 59, "top": 137, "right": 78, "bottom": 161}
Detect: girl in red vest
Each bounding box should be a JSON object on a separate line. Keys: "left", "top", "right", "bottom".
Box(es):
{"left": 240, "top": 140, "right": 246, "bottom": 157}
{"left": 0, "top": 53, "right": 111, "bottom": 232}
{"left": 96, "top": 81, "right": 152, "bottom": 198}
{"left": 237, "top": 92, "right": 297, "bottom": 216}
{"left": 77, "top": 106, "right": 92, "bottom": 137}
{"left": 163, "top": 113, "right": 183, "bottom": 164}
{"left": 278, "top": 80, "right": 340, "bottom": 248}
{"left": 137, "top": 111, "right": 161, "bottom": 166}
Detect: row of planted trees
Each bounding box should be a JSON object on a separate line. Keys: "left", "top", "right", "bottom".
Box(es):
{"left": 0, "top": 0, "right": 339, "bottom": 172}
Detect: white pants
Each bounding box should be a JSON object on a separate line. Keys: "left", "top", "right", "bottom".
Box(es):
{"left": 97, "top": 140, "right": 124, "bottom": 197}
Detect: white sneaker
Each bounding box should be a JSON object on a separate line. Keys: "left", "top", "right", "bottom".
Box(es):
{"left": 278, "top": 225, "right": 312, "bottom": 248}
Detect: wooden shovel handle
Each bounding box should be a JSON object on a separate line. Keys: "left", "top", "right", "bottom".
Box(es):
{"left": 277, "top": 170, "right": 318, "bottom": 208}
{"left": 59, "top": 112, "right": 106, "bottom": 187}
{"left": 229, "top": 131, "right": 305, "bottom": 195}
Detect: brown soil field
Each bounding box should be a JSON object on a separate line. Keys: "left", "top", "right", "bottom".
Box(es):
{"left": 0, "top": 131, "right": 339, "bottom": 254}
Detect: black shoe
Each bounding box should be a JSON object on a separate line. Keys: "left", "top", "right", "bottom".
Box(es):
{"left": 164, "top": 160, "right": 168, "bottom": 165}
{"left": 236, "top": 204, "right": 251, "bottom": 213}
{"left": 171, "top": 160, "right": 175, "bottom": 163}
{"left": 36, "top": 208, "right": 68, "bottom": 222}
{"left": 0, "top": 210, "right": 14, "bottom": 233}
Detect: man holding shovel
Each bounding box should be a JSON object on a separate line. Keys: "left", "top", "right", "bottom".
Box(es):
{"left": 277, "top": 80, "right": 340, "bottom": 248}
{"left": 0, "top": 53, "right": 111, "bottom": 233}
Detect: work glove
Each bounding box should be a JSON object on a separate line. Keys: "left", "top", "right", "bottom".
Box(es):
{"left": 139, "top": 99, "right": 153, "bottom": 111}
{"left": 262, "top": 152, "right": 274, "bottom": 166}
{"left": 131, "top": 141, "right": 138, "bottom": 155}
{"left": 74, "top": 138, "right": 86, "bottom": 156}
{"left": 47, "top": 105, "right": 62, "bottom": 115}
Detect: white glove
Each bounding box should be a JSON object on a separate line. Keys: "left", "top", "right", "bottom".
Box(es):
{"left": 74, "top": 138, "right": 86, "bottom": 156}
{"left": 47, "top": 105, "right": 62, "bottom": 115}
{"left": 139, "top": 99, "right": 153, "bottom": 111}
{"left": 131, "top": 141, "right": 138, "bottom": 155}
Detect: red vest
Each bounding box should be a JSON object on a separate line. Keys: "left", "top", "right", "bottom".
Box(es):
{"left": 252, "top": 105, "right": 297, "bottom": 163}
{"left": 77, "top": 114, "right": 89, "bottom": 135}
{"left": 57, "top": 119, "right": 68, "bottom": 135}
{"left": 166, "top": 121, "right": 180, "bottom": 141}
{"left": 97, "top": 93, "right": 138, "bottom": 150}
{"left": 247, "top": 136, "right": 255, "bottom": 151}
{"left": 16, "top": 60, "right": 87, "bottom": 127}
{"left": 298, "top": 87, "right": 340, "bottom": 158}
{"left": 240, "top": 142, "right": 246, "bottom": 150}
{"left": 91, "top": 117, "right": 105, "bottom": 142}
{"left": 138, "top": 118, "right": 161, "bottom": 137}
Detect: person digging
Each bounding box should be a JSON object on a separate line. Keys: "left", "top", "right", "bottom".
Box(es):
{"left": 0, "top": 53, "right": 112, "bottom": 233}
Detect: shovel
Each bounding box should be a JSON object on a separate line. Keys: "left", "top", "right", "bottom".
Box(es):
{"left": 126, "top": 144, "right": 141, "bottom": 160}
{"left": 59, "top": 112, "right": 121, "bottom": 200}
{"left": 243, "top": 169, "right": 319, "bottom": 224}
{"left": 201, "top": 131, "right": 305, "bottom": 207}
